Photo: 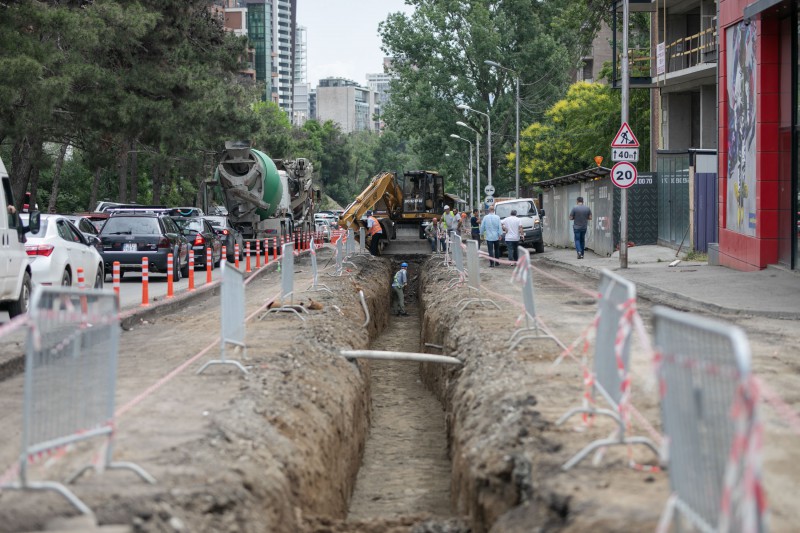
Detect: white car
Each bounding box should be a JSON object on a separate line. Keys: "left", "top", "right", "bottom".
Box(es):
{"left": 22, "top": 214, "right": 105, "bottom": 288}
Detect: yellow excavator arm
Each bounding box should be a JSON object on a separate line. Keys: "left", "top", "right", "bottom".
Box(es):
{"left": 338, "top": 171, "right": 403, "bottom": 232}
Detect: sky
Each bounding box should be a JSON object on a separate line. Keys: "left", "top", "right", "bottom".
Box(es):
{"left": 296, "top": 1, "right": 415, "bottom": 88}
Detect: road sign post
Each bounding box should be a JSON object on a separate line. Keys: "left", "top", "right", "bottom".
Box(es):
{"left": 611, "top": 161, "right": 638, "bottom": 189}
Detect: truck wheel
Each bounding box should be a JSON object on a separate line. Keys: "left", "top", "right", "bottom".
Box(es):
{"left": 534, "top": 240, "right": 545, "bottom": 254}
{"left": 8, "top": 271, "right": 32, "bottom": 318}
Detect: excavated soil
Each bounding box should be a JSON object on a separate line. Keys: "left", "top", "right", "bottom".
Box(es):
{"left": 0, "top": 247, "right": 798, "bottom": 532}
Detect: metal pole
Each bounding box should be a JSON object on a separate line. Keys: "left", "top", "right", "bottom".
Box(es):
{"left": 468, "top": 142, "right": 473, "bottom": 210}
{"left": 620, "top": 0, "right": 630, "bottom": 269}
{"left": 487, "top": 113, "right": 492, "bottom": 188}
{"left": 265, "top": 2, "right": 269, "bottom": 103}
{"left": 515, "top": 75, "right": 520, "bottom": 197}
{"left": 475, "top": 131, "right": 481, "bottom": 210}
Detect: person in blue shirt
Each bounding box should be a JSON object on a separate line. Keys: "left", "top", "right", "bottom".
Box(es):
{"left": 479, "top": 206, "right": 502, "bottom": 267}
{"left": 392, "top": 262, "right": 409, "bottom": 316}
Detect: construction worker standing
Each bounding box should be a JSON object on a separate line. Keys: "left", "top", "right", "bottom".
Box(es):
{"left": 365, "top": 210, "right": 382, "bottom": 255}
{"left": 392, "top": 262, "right": 409, "bottom": 316}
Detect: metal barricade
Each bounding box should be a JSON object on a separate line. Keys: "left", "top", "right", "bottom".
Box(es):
{"left": 447, "top": 235, "right": 466, "bottom": 289}
{"left": 557, "top": 269, "right": 659, "bottom": 470}
{"left": 346, "top": 229, "right": 355, "bottom": 257}
{"left": 306, "top": 239, "right": 332, "bottom": 294}
{"left": 456, "top": 240, "right": 499, "bottom": 312}
{"left": 261, "top": 243, "right": 307, "bottom": 321}
{"left": 507, "top": 248, "right": 557, "bottom": 349}
{"left": 198, "top": 261, "right": 249, "bottom": 374}
{"left": 359, "top": 227, "right": 366, "bottom": 254}
{"left": 1, "top": 287, "right": 155, "bottom": 515}
{"left": 653, "top": 306, "right": 766, "bottom": 533}
{"left": 328, "top": 238, "right": 344, "bottom": 277}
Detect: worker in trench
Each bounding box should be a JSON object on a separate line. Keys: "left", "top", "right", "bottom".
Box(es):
{"left": 391, "top": 262, "right": 409, "bottom": 316}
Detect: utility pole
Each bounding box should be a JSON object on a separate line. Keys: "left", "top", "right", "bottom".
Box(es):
{"left": 620, "top": 0, "right": 630, "bottom": 269}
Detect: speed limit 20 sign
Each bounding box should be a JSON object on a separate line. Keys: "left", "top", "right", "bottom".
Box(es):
{"left": 611, "top": 161, "right": 638, "bottom": 189}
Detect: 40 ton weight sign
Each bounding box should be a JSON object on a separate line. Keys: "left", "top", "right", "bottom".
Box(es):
{"left": 611, "top": 161, "right": 637, "bottom": 189}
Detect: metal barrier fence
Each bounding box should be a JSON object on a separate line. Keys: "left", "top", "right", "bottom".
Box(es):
{"left": 346, "top": 229, "right": 355, "bottom": 257}
{"left": 307, "top": 239, "right": 332, "bottom": 294}
{"left": 457, "top": 239, "right": 499, "bottom": 312}
{"left": 653, "top": 306, "right": 766, "bottom": 533}
{"left": 359, "top": 227, "right": 366, "bottom": 254}
{"left": 1, "top": 287, "right": 154, "bottom": 515}
{"left": 507, "top": 248, "right": 557, "bottom": 349}
{"left": 329, "top": 238, "right": 344, "bottom": 276}
{"left": 197, "top": 261, "right": 248, "bottom": 374}
{"left": 557, "top": 269, "right": 659, "bottom": 470}
{"left": 261, "top": 242, "right": 307, "bottom": 321}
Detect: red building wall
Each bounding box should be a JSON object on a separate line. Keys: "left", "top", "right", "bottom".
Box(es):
{"left": 718, "top": 0, "right": 783, "bottom": 270}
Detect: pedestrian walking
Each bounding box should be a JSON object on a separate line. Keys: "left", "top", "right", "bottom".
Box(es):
{"left": 501, "top": 209, "right": 524, "bottom": 262}
{"left": 569, "top": 196, "right": 592, "bottom": 259}
{"left": 392, "top": 262, "right": 409, "bottom": 316}
{"left": 470, "top": 209, "right": 481, "bottom": 245}
{"left": 480, "top": 205, "right": 502, "bottom": 267}
{"left": 365, "top": 210, "right": 382, "bottom": 256}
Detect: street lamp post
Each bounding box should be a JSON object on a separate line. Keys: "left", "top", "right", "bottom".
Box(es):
{"left": 450, "top": 134, "right": 473, "bottom": 209}
{"left": 456, "top": 121, "right": 480, "bottom": 211}
{"left": 485, "top": 60, "right": 519, "bottom": 197}
{"left": 457, "top": 104, "right": 491, "bottom": 192}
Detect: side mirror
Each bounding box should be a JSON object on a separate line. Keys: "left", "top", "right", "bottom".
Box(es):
{"left": 539, "top": 209, "right": 545, "bottom": 217}
{"left": 86, "top": 235, "right": 100, "bottom": 247}
{"left": 26, "top": 210, "right": 40, "bottom": 234}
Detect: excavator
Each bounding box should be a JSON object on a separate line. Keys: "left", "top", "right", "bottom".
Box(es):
{"left": 338, "top": 170, "right": 461, "bottom": 255}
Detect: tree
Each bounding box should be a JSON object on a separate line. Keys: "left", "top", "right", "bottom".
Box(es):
{"left": 515, "top": 81, "right": 650, "bottom": 183}
{"left": 379, "top": 0, "right": 600, "bottom": 195}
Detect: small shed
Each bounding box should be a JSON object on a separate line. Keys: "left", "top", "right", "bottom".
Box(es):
{"left": 527, "top": 167, "right": 658, "bottom": 257}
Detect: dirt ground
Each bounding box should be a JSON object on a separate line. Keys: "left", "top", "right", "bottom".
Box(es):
{"left": 0, "top": 246, "right": 797, "bottom": 532}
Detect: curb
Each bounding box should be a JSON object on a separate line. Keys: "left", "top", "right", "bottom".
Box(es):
{"left": 540, "top": 256, "right": 800, "bottom": 321}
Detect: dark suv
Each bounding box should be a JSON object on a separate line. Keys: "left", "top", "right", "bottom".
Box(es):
{"left": 171, "top": 216, "right": 222, "bottom": 269}
{"left": 98, "top": 213, "right": 189, "bottom": 279}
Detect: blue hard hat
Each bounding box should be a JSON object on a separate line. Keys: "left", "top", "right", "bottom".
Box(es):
{"left": 401, "top": 262, "right": 408, "bottom": 268}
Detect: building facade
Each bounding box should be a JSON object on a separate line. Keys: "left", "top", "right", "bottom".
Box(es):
{"left": 316, "top": 78, "right": 378, "bottom": 133}
{"left": 717, "top": 0, "right": 798, "bottom": 270}
{"left": 245, "top": 0, "right": 296, "bottom": 113}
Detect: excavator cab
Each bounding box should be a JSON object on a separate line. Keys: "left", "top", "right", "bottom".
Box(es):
{"left": 401, "top": 171, "right": 443, "bottom": 215}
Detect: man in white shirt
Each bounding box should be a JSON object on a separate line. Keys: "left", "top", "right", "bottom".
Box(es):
{"left": 501, "top": 209, "right": 524, "bottom": 262}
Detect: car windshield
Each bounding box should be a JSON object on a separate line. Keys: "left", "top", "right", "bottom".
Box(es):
{"left": 495, "top": 201, "right": 535, "bottom": 218}
{"left": 173, "top": 218, "right": 204, "bottom": 234}
{"left": 20, "top": 214, "right": 49, "bottom": 237}
{"left": 102, "top": 217, "right": 161, "bottom": 235}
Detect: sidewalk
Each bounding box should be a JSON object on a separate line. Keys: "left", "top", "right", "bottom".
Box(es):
{"left": 542, "top": 244, "right": 800, "bottom": 320}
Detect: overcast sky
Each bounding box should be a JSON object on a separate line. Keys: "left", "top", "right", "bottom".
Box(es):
{"left": 296, "top": 1, "right": 415, "bottom": 88}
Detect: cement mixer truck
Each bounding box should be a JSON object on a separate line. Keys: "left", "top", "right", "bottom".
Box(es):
{"left": 203, "top": 141, "right": 319, "bottom": 246}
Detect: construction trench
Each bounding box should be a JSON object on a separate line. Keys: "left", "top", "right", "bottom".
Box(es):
{"left": 0, "top": 248, "right": 672, "bottom": 532}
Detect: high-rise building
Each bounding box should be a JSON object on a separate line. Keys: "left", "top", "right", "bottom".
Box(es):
{"left": 366, "top": 58, "right": 394, "bottom": 107}
{"left": 245, "top": 0, "right": 296, "bottom": 114}
{"left": 316, "top": 77, "right": 378, "bottom": 133}
{"left": 292, "top": 25, "right": 310, "bottom": 125}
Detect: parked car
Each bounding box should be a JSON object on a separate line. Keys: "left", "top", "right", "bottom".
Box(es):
{"left": 494, "top": 198, "right": 545, "bottom": 254}
{"left": 204, "top": 215, "right": 244, "bottom": 262}
{"left": 62, "top": 214, "right": 103, "bottom": 254}
{"left": 98, "top": 213, "right": 189, "bottom": 280}
{"left": 21, "top": 214, "right": 105, "bottom": 288}
{"left": 171, "top": 216, "right": 222, "bottom": 269}
{"left": 0, "top": 156, "right": 39, "bottom": 318}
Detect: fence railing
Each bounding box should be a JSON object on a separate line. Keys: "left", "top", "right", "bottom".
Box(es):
{"left": 1, "top": 287, "right": 154, "bottom": 515}
{"left": 198, "top": 261, "right": 249, "bottom": 374}
{"left": 653, "top": 306, "right": 766, "bottom": 533}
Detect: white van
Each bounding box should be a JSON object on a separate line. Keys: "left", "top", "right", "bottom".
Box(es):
{"left": 494, "top": 198, "right": 545, "bottom": 254}
{"left": 0, "top": 156, "right": 40, "bottom": 318}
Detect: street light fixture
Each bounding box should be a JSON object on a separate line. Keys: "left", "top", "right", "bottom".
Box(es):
{"left": 457, "top": 104, "right": 491, "bottom": 192}
{"left": 450, "top": 134, "right": 474, "bottom": 209}
{"left": 456, "top": 121, "right": 480, "bottom": 211}
{"left": 485, "top": 60, "right": 520, "bottom": 198}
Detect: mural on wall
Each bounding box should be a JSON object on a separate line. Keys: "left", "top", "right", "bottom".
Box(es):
{"left": 726, "top": 21, "right": 758, "bottom": 236}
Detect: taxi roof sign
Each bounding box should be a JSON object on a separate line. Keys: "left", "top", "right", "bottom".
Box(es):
{"left": 611, "top": 122, "right": 640, "bottom": 148}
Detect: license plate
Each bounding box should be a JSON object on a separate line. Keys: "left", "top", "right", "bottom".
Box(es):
{"left": 123, "top": 243, "right": 137, "bottom": 252}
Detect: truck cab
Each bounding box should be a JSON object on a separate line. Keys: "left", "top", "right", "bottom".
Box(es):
{"left": 494, "top": 198, "right": 545, "bottom": 254}
{"left": 0, "top": 156, "right": 40, "bottom": 319}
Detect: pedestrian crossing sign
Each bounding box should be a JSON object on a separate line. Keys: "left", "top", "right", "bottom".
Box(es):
{"left": 611, "top": 122, "right": 639, "bottom": 148}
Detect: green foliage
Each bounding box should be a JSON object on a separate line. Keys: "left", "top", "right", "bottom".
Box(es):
{"left": 379, "top": 0, "right": 600, "bottom": 195}
{"left": 516, "top": 81, "right": 650, "bottom": 183}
